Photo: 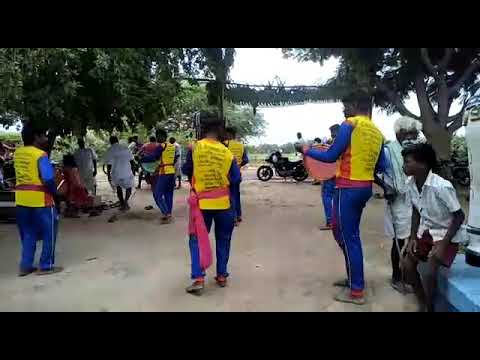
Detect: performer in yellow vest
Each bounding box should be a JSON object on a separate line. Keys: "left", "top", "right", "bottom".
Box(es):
{"left": 182, "top": 113, "right": 241, "bottom": 294}
{"left": 225, "top": 126, "right": 249, "bottom": 225}
{"left": 141, "top": 129, "right": 178, "bottom": 224}
{"left": 298, "top": 93, "right": 387, "bottom": 305}
{"left": 14, "top": 124, "right": 62, "bottom": 276}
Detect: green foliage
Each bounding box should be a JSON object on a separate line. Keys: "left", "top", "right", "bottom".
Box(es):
{"left": 199, "top": 48, "right": 235, "bottom": 113}
{"left": 0, "top": 48, "right": 204, "bottom": 136}
{"left": 283, "top": 48, "right": 480, "bottom": 160}
{"left": 0, "top": 131, "right": 21, "bottom": 143}
{"left": 165, "top": 83, "right": 266, "bottom": 142}
{"left": 50, "top": 129, "right": 112, "bottom": 164}
{"left": 225, "top": 104, "right": 266, "bottom": 140}
{"left": 283, "top": 48, "right": 480, "bottom": 119}
{"left": 451, "top": 135, "right": 468, "bottom": 162}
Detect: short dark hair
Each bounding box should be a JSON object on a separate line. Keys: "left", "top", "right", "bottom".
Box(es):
{"left": 200, "top": 112, "right": 224, "bottom": 136}
{"left": 156, "top": 129, "right": 167, "bottom": 140}
{"left": 314, "top": 137, "right": 322, "bottom": 143}
{"left": 149, "top": 135, "right": 156, "bottom": 143}
{"left": 21, "top": 123, "right": 46, "bottom": 146}
{"left": 342, "top": 92, "right": 372, "bottom": 113}
{"left": 63, "top": 154, "right": 77, "bottom": 167}
{"left": 401, "top": 143, "right": 439, "bottom": 171}
{"left": 109, "top": 136, "right": 119, "bottom": 145}
{"left": 225, "top": 126, "right": 237, "bottom": 137}
{"left": 329, "top": 124, "right": 340, "bottom": 132}
{"left": 169, "top": 137, "right": 176, "bottom": 144}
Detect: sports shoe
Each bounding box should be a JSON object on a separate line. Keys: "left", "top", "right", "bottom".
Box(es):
{"left": 186, "top": 279, "right": 205, "bottom": 295}
{"left": 334, "top": 288, "right": 366, "bottom": 305}
{"left": 391, "top": 280, "right": 414, "bottom": 294}
{"left": 215, "top": 276, "right": 228, "bottom": 288}
{"left": 18, "top": 267, "right": 37, "bottom": 277}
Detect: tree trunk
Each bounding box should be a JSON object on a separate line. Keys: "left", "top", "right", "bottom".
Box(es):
{"left": 420, "top": 113, "right": 454, "bottom": 181}
{"left": 47, "top": 129, "right": 58, "bottom": 158}
{"left": 421, "top": 114, "right": 452, "bottom": 161}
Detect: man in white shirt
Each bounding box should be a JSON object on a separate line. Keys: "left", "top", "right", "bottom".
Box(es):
{"left": 169, "top": 137, "right": 182, "bottom": 189}
{"left": 295, "top": 132, "right": 306, "bottom": 159}
{"left": 104, "top": 136, "right": 135, "bottom": 211}
{"left": 73, "top": 138, "right": 98, "bottom": 195}
{"left": 401, "top": 143, "right": 465, "bottom": 312}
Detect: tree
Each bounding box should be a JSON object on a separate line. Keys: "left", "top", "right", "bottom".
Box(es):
{"left": 0, "top": 48, "right": 203, "bottom": 149}
{"left": 165, "top": 83, "right": 266, "bottom": 141}
{"left": 283, "top": 48, "right": 480, "bottom": 161}
{"left": 199, "top": 48, "right": 236, "bottom": 120}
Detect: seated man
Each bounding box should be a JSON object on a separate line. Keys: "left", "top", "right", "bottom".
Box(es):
{"left": 60, "top": 155, "right": 97, "bottom": 217}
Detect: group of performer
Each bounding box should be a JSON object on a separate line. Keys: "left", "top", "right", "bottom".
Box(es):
{"left": 13, "top": 89, "right": 465, "bottom": 311}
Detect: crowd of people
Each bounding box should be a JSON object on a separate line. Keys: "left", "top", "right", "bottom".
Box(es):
{"left": 11, "top": 90, "right": 466, "bottom": 312}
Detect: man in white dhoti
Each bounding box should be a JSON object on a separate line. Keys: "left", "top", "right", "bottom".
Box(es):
{"left": 73, "top": 138, "right": 98, "bottom": 195}
{"left": 104, "top": 136, "right": 135, "bottom": 211}
{"left": 383, "top": 116, "right": 423, "bottom": 293}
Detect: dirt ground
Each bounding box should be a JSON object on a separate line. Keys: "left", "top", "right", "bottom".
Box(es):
{"left": 0, "top": 169, "right": 419, "bottom": 312}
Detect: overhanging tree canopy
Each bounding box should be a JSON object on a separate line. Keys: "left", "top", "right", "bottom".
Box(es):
{"left": 0, "top": 48, "right": 204, "bottom": 139}
{"left": 282, "top": 48, "right": 480, "bottom": 160}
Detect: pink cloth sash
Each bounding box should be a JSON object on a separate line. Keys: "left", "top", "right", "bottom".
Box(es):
{"left": 188, "top": 187, "right": 229, "bottom": 270}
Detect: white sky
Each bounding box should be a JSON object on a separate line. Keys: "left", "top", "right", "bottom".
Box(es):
{"left": 230, "top": 48, "right": 464, "bottom": 145}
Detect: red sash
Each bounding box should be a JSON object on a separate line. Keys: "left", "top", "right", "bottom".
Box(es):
{"left": 188, "top": 187, "right": 230, "bottom": 270}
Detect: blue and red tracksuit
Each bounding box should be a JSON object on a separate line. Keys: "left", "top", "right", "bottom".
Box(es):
{"left": 142, "top": 146, "right": 179, "bottom": 216}
{"left": 182, "top": 149, "right": 241, "bottom": 279}
{"left": 306, "top": 121, "right": 386, "bottom": 295}
{"left": 322, "top": 178, "right": 335, "bottom": 226}
{"left": 17, "top": 156, "right": 58, "bottom": 272}
{"left": 230, "top": 150, "right": 249, "bottom": 219}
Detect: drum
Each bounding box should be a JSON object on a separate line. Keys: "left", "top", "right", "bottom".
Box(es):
{"left": 303, "top": 145, "right": 337, "bottom": 181}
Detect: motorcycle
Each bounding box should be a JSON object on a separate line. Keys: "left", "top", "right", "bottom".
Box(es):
{"left": 452, "top": 159, "right": 470, "bottom": 187}
{"left": 257, "top": 152, "right": 309, "bottom": 182}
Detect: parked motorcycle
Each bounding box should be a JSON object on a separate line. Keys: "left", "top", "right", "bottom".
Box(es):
{"left": 452, "top": 159, "right": 470, "bottom": 187}
{"left": 257, "top": 152, "right": 309, "bottom": 182}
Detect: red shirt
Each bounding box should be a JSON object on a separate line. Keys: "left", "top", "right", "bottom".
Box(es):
{"left": 141, "top": 142, "right": 160, "bottom": 156}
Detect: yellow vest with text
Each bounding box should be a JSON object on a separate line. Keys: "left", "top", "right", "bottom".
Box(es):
{"left": 159, "top": 143, "right": 176, "bottom": 175}
{"left": 14, "top": 146, "right": 54, "bottom": 207}
{"left": 227, "top": 140, "right": 245, "bottom": 167}
{"left": 337, "top": 115, "right": 384, "bottom": 181}
{"left": 192, "top": 139, "right": 233, "bottom": 210}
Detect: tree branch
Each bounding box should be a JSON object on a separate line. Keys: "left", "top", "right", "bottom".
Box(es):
{"left": 447, "top": 114, "right": 464, "bottom": 134}
{"left": 448, "top": 58, "right": 480, "bottom": 97}
{"left": 420, "top": 48, "right": 439, "bottom": 79}
{"left": 439, "top": 48, "right": 454, "bottom": 70}
{"left": 414, "top": 72, "right": 435, "bottom": 119}
{"left": 375, "top": 78, "right": 420, "bottom": 120}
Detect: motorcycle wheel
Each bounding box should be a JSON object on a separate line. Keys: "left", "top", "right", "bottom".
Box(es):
{"left": 293, "top": 166, "right": 309, "bottom": 182}
{"left": 257, "top": 166, "right": 274, "bottom": 182}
